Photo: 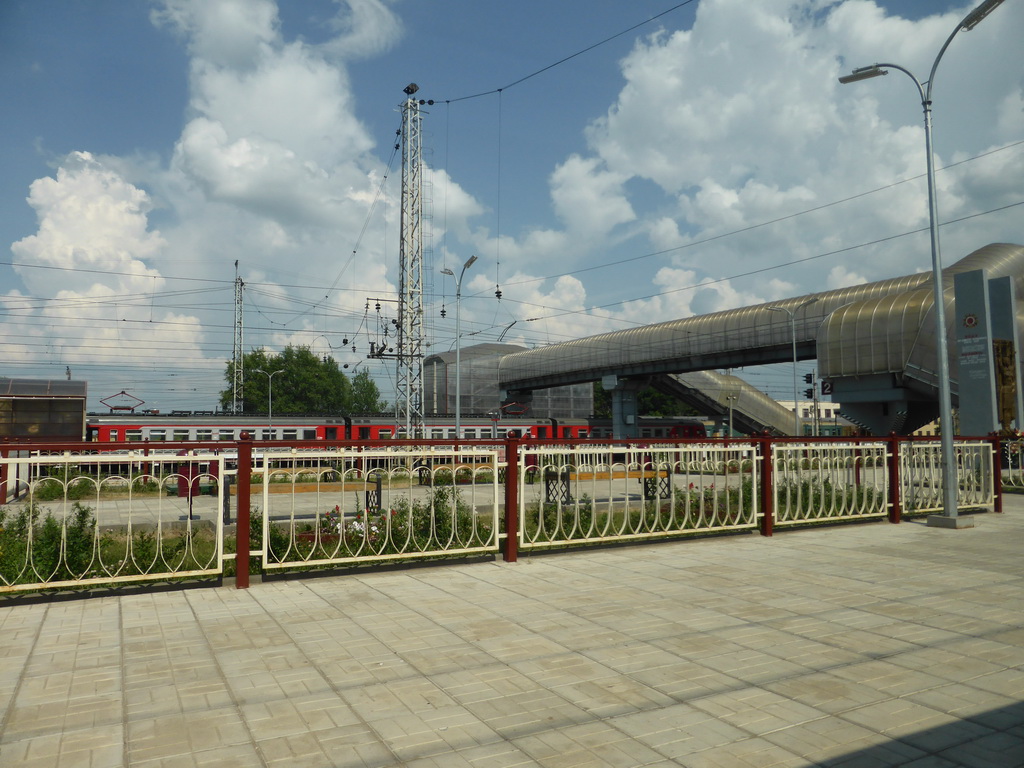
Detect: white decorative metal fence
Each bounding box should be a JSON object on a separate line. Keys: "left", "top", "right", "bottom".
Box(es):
{"left": 518, "top": 442, "right": 760, "bottom": 549}
{"left": 0, "top": 450, "right": 224, "bottom": 594}
{"left": 0, "top": 434, "right": 1003, "bottom": 595}
{"left": 898, "top": 439, "right": 994, "bottom": 514}
{"left": 772, "top": 441, "right": 889, "bottom": 527}
{"left": 1000, "top": 438, "right": 1024, "bottom": 490}
{"left": 257, "top": 446, "right": 500, "bottom": 570}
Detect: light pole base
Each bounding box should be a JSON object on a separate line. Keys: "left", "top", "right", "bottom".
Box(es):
{"left": 926, "top": 514, "right": 976, "bottom": 529}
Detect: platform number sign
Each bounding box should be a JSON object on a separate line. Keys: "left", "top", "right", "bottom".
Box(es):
{"left": 820, "top": 380, "right": 833, "bottom": 396}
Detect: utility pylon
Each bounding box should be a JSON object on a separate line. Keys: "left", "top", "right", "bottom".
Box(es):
{"left": 396, "top": 83, "right": 426, "bottom": 435}
{"left": 232, "top": 260, "right": 244, "bottom": 414}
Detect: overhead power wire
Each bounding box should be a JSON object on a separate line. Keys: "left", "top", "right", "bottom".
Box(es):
{"left": 501, "top": 139, "right": 1024, "bottom": 289}
{"left": 7, "top": 139, "right": 1016, "bottom": 316}
{"left": 444, "top": 0, "right": 697, "bottom": 103}
{"left": 270, "top": 115, "right": 404, "bottom": 327}
{"left": 498, "top": 199, "right": 1024, "bottom": 323}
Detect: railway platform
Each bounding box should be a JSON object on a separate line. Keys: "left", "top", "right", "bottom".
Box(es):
{"left": 0, "top": 496, "right": 1022, "bottom": 767}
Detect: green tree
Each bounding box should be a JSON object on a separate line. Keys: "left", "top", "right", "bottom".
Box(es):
{"left": 592, "top": 381, "right": 696, "bottom": 418}
{"left": 221, "top": 346, "right": 353, "bottom": 414}
{"left": 350, "top": 368, "right": 388, "bottom": 413}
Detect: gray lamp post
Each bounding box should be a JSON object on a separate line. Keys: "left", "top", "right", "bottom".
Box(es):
{"left": 838, "top": 0, "right": 1004, "bottom": 524}
{"left": 441, "top": 255, "right": 478, "bottom": 439}
{"left": 769, "top": 297, "right": 818, "bottom": 436}
{"left": 254, "top": 368, "right": 284, "bottom": 435}
{"left": 726, "top": 393, "right": 738, "bottom": 437}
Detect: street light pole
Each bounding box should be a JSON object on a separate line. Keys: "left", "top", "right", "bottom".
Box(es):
{"left": 769, "top": 298, "right": 818, "bottom": 436}
{"left": 254, "top": 368, "right": 284, "bottom": 435}
{"left": 726, "top": 393, "right": 738, "bottom": 437}
{"left": 441, "top": 255, "right": 477, "bottom": 439}
{"left": 838, "top": 0, "right": 1004, "bottom": 523}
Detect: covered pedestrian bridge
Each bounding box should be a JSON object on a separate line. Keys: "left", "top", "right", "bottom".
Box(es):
{"left": 498, "top": 243, "right": 1024, "bottom": 436}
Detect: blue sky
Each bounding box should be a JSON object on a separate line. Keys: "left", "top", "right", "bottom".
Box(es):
{"left": 1, "top": 0, "right": 1021, "bottom": 412}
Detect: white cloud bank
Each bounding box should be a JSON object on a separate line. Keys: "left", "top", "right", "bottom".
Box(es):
{"left": 5, "top": 0, "right": 1022, "bottom": 409}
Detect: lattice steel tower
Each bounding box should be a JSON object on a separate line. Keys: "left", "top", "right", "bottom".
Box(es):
{"left": 396, "top": 84, "right": 425, "bottom": 435}
{"left": 231, "top": 260, "right": 244, "bottom": 414}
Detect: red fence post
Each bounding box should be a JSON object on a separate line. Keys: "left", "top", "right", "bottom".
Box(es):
{"left": 235, "top": 432, "right": 253, "bottom": 588}
{"left": 887, "top": 433, "right": 901, "bottom": 524}
{"left": 759, "top": 435, "right": 773, "bottom": 537}
{"left": 503, "top": 433, "right": 520, "bottom": 562}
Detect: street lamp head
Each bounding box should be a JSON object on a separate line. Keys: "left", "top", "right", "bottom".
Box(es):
{"left": 839, "top": 65, "right": 887, "bottom": 84}
{"left": 961, "top": 0, "right": 1005, "bottom": 30}
{"left": 440, "top": 268, "right": 454, "bottom": 276}
{"left": 464, "top": 254, "right": 478, "bottom": 270}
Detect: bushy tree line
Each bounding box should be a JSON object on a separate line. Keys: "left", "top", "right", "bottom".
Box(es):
{"left": 591, "top": 381, "right": 696, "bottom": 418}
{"left": 220, "top": 346, "right": 388, "bottom": 414}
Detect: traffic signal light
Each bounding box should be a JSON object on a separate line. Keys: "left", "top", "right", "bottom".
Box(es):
{"left": 803, "top": 373, "right": 814, "bottom": 384}
{"left": 804, "top": 388, "right": 814, "bottom": 399}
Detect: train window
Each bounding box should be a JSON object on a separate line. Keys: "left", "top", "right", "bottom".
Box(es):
{"left": 218, "top": 429, "right": 235, "bottom": 441}
{"left": 431, "top": 429, "right": 445, "bottom": 439}
{"left": 149, "top": 430, "right": 167, "bottom": 442}
{"left": 173, "top": 429, "right": 190, "bottom": 441}
{"left": 261, "top": 430, "right": 275, "bottom": 441}
{"left": 196, "top": 429, "right": 212, "bottom": 441}
{"left": 358, "top": 427, "right": 371, "bottom": 439}
{"left": 283, "top": 429, "right": 298, "bottom": 440}
{"left": 379, "top": 429, "right": 393, "bottom": 439}
{"left": 126, "top": 429, "right": 142, "bottom": 442}
{"left": 325, "top": 427, "right": 338, "bottom": 440}
{"left": 302, "top": 429, "right": 316, "bottom": 440}
{"left": 464, "top": 429, "right": 477, "bottom": 439}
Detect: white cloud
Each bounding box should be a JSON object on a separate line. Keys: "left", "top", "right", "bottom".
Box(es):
{"left": 554, "top": 0, "right": 1022, "bottom": 302}
{"left": 187, "top": 44, "right": 371, "bottom": 167}
{"left": 152, "top": 0, "right": 280, "bottom": 69}
{"left": 11, "top": 152, "right": 165, "bottom": 296}
{"left": 6, "top": 152, "right": 207, "bottom": 387}
{"left": 827, "top": 264, "right": 867, "bottom": 289}
{"left": 6, "top": 0, "right": 1021, "bottom": 409}
{"left": 550, "top": 154, "right": 635, "bottom": 236}
{"left": 319, "top": 0, "right": 404, "bottom": 60}
{"left": 5, "top": 0, "right": 412, "bottom": 406}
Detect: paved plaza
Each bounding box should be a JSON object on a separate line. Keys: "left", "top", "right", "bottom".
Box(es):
{"left": 0, "top": 498, "right": 1022, "bottom": 767}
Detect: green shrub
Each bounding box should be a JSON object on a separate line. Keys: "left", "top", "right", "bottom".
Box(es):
{"left": 0, "top": 502, "right": 96, "bottom": 583}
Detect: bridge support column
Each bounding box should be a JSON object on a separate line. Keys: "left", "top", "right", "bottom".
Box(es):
{"left": 603, "top": 375, "right": 648, "bottom": 440}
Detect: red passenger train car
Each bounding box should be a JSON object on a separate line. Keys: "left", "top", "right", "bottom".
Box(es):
{"left": 85, "top": 413, "right": 707, "bottom": 443}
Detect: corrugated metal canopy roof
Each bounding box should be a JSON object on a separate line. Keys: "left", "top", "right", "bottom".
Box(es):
{"left": 0, "top": 378, "right": 87, "bottom": 398}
